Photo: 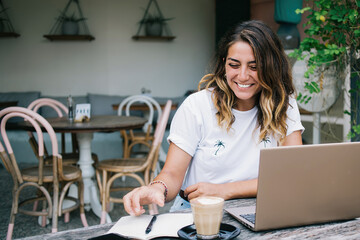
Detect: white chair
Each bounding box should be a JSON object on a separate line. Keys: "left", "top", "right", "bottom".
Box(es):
{"left": 117, "top": 95, "right": 162, "bottom": 158}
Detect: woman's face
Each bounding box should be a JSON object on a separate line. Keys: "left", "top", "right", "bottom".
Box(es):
{"left": 225, "top": 41, "right": 262, "bottom": 111}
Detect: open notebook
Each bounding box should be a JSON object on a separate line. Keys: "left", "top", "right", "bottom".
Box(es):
{"left": 89, "top": 213, "right": 193, "bottom": 240}
{"left": 225, "top": 142, "right": 360, "bottom": 231}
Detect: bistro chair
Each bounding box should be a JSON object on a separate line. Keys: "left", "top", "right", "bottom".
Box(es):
{"left": 0, "top": 107, "right": 88, "bottom": 240}
{"left": 117, "top": 95, "right": 162, "bottom": 158}
{"left": 96, "top": 100, "right": 172, "bottom": 224}
{"left": 27, "top": 98, "right": 99, "bottom": 166}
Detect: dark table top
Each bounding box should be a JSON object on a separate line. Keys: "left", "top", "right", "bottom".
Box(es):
{"left": 16, "top": 115, "right": 147, "bottom": 133}
{"left": 19, "top": 198, "right": 360, "bottom": 240}
{"left": 0, "top": 101, "right": 18, "bottom": 109}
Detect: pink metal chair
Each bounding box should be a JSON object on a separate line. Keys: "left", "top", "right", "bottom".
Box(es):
{"left": 27, "top": 98, "right": 98, "bottom": 166}
{"left": 0, "top": 107, "right": 88, "bottom": 240}
{"left": 96, "top": 100, "right": 172, "bottom": 224}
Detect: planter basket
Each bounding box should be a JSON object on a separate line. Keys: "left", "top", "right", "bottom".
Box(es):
{"left": 292, "top": 58, "right": 345, "bottom": 112}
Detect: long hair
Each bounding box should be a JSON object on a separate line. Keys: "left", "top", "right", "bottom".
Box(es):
{"left": 199, "top": 20, "right": 295, "bottom": 143}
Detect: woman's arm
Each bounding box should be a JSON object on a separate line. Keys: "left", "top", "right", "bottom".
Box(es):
{"left": 183, "top": 130, "right": 303, "bottom": 200}
{"left": 281, "top": 130, "right": 303, "bottom": 146}
{"left": 123, "top": 142, "right": 192, "bottom": 215}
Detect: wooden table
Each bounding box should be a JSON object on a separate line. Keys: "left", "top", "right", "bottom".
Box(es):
{"left": 20, "top": 198, "right": 360, "bottom": 239}
{"left": 19, "top": 115, "right": 147, "bottom": 223}
{"left": 0, "top": 101, "right": 18, "bottom": 109}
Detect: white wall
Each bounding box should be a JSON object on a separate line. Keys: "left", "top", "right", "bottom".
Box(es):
{"left": 0, "top": 0, "right": 215, "bottom": 97}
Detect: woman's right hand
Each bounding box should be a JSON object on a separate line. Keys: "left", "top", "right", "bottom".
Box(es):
{"left": 123, "top": 185, "right": 165, "bottom": 216}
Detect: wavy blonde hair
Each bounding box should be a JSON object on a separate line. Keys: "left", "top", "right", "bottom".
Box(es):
{"left": 199, "top": 20, "right": 295, "bottom": 144}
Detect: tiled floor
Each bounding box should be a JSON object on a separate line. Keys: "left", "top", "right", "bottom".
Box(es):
{"left": 0, "top": 164, "right": 174, "bottom": 239}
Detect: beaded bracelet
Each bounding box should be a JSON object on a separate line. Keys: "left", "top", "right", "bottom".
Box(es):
{"left": 149, "top": 180, "right": 168, "bottom": 200}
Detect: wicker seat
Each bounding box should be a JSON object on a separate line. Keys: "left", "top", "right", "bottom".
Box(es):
{"left": 117, "top": 95, "right": 162, "bottom": 158}
{"left": 96, "top": 100, "right": 172, "bottom": 224}
{"left": 0, "top": 107, "right": 88, "bottom": 240}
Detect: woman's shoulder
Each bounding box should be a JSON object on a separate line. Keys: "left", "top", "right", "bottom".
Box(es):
{"left": 182, "top": 88, "right": 213, "bottom": 105}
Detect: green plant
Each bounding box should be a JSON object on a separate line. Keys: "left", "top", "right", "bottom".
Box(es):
{"left": 139, "top": 13, "right": 173, "bottom": 25}
{"left": 0, "top": 7, "right": 9, "bottom": 21}
{"left": 290, "top": 0, "right": 360, "bottom": 140}
{"left": 58, "top": 12, "right": 86, "bottom": 23}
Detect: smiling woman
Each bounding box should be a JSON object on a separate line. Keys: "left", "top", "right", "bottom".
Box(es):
{"left": 225, "top": 41, "right": 261, "bottom": 111}
{"left": 122, "top": 20, "right": 304, "bottom": 217}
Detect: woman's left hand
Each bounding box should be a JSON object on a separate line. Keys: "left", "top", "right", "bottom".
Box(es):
{"left": 184, "top": 182, "right": 227, "bottom": 200}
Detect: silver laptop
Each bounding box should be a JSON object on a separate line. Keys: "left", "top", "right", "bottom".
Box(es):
{"left": 225, "top": 142, "right": 360, "bottom": 231}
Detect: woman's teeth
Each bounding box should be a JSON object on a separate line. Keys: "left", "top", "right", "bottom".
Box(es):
{"left": 237, "top": 83, "right": 252, "bottom": 88}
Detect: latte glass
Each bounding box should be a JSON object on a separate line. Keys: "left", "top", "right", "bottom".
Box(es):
{"left": 190, "top": 196, "right": 224, "bottom": 239}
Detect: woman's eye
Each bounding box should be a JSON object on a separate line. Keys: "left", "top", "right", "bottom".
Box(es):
{"left": 228, "top": 63, "right": 239, "bottom": 68}
{"left": 249, "top": 65, "right": 257, "bottom": 71}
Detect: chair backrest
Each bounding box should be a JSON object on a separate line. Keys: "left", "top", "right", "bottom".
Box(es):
{"left": 117, "top": 95, "right": 162, "bottom": 133}
{"left": 152, "top": 100, "right": 172, "bottom": 147}
{"left": 0, "top": 107, "right": 60, "bottom": 185}
{"left": 27, "top": 98, "right": 76, "bottom": 155}
{"left": 27, "top": 98, "right": 68, "bottom": 117}
{"left": 149, "top": 100, "right": 172, "bottom": 180}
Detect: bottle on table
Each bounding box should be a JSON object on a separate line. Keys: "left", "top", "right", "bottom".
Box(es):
{"left": 67, "top": 95, "right": 74, "bottom": 122}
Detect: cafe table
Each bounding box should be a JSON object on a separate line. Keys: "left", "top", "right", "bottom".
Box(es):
{"left": 19, "top": 115, "right": 147, "bottom": 223}
{"left": 20, "top": 198, "right": 360, "bottom": 239}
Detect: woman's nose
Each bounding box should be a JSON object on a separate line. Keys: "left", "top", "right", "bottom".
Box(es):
{"left": 237, "top": 67, "right": 249, "bottom": 80}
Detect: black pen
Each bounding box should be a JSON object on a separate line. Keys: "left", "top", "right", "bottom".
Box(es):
{"left": 145, "top": 215, "right": 157, "bottom": 234}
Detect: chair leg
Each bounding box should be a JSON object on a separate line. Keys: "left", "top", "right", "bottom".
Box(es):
{"left": 52, "top": 183, "right": 59, "bottom": 233}
{"left": 6, "top": 223, "right": 14, "bottom": 240}
{"left": 6, "top": 202, "right": 16, "bottom": 240}
{"left": 100, "top": 170, "right": 108, "bottom": 225}
{"left": 64, "top": 212, "right": 70, "bottom": 223}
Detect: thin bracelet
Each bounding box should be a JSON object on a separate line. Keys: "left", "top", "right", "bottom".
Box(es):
{"left": 149, "top": 180, "right": 168, "bottom": 200}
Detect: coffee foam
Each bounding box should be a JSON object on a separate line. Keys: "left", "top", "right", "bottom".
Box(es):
{"left": 197, "top": 197, "right": 223, "bottom": 205}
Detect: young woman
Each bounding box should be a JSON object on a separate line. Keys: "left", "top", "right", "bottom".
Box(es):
{"left": 123, "top": 20, "right": 304, "bottom": 216}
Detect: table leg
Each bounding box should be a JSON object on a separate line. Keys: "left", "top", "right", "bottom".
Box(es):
{"left": 77, "top": 132, "right": 112, "bottom": 223}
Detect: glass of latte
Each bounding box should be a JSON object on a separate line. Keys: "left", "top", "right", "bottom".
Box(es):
{"left": 190, "top": 196, "right": 224, "bottom": 239}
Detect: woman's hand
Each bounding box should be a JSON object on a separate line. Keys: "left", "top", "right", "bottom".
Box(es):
{"left": 184, "top": 179, "right": 258, "bottom": 200}
{"left": 123, "top": 185, "right": 165, "bottom": 216}
{"left": 184, "top": 182, "right": 227, "bottom": 200}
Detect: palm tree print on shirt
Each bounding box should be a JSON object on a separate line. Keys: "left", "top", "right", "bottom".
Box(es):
{"left": 261, "top": 136, "right": 271, "bottom": 148}
{"left": 214, "top": 140, "right": 225, "bottom": 155}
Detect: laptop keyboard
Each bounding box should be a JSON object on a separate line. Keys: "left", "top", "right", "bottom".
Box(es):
{"left": 241, "top": 213, "right": 256, "bottom": 224}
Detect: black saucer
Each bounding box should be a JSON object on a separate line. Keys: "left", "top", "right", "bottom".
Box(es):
{"left": 177, "top": 223, "right": 240, "bottom": 240}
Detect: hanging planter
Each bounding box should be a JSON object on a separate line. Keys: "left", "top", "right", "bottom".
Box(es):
{"left": 0, "top": 1, "right": 20, "bottom": 37}
{"left": 0, "top": 20, "right": 4, "bottom": 33}
{"left": 133, "top": 0, "right": 175, "bottom": 40}
{"left": 43, "top": 0, "right": 94, "bottom": 41}
{"left": 145, "top": 22, "right": 163, "bottom": 36}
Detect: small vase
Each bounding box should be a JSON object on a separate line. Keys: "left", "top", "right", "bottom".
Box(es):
{"left": 277, "top": 23, "right": 300, "bottom": 50}
{"left": 62, "top": 21, "right": 79, "bottom": 35}
{"left": 145, "top": 22, "right": 163, "bottom": 36}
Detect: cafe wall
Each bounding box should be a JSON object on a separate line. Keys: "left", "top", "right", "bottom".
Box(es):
{"left": 0, "top": 0, "right": 215, "bottom": 97}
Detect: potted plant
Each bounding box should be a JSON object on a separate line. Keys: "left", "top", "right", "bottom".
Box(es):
{"left": 58, "top": 12, "right": 86, "bottom": 35}
{"left": 140, "top": 13, "right": 173, "bottom": 36}
{"left": 290, "top": 0, "right": 360, "bottom": 138}
{"left": 0, "top": 8, "right": 9, "bottom": 33}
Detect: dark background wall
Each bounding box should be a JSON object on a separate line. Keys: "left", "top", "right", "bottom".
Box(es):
{"left": 215, "top": 0, "right": 250, "bottom": 47}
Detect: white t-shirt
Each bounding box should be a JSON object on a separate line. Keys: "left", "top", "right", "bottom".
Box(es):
{"left": 167, "top": 89, "right": 304, "bottom": 190}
